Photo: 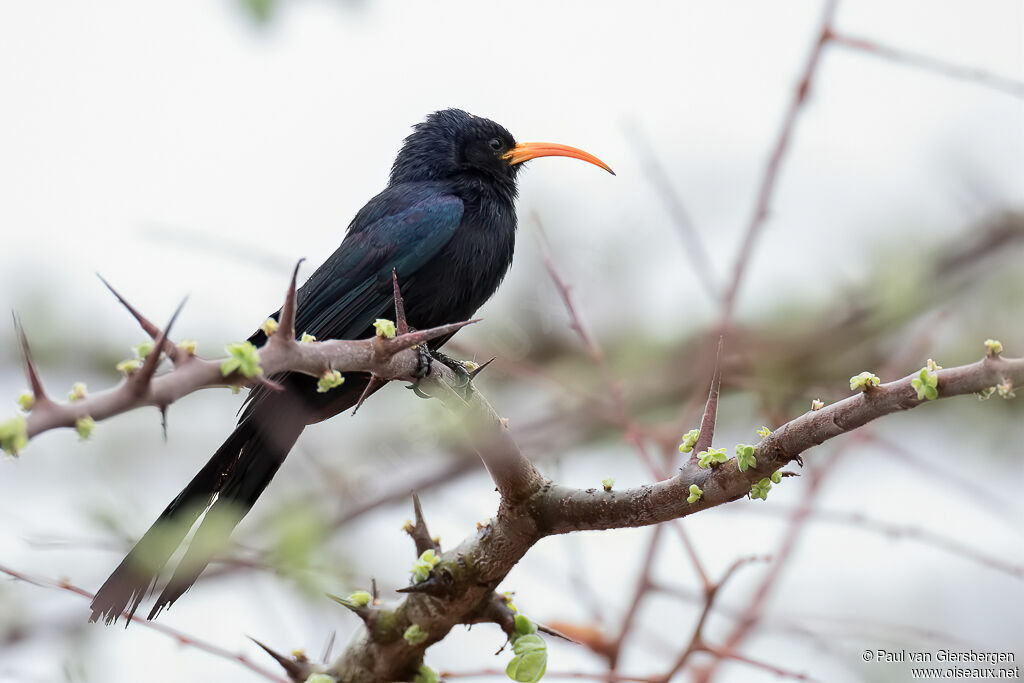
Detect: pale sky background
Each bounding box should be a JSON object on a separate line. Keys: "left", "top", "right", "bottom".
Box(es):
{"left": 1, "top": 1, "right": 1022, "bottom": 682}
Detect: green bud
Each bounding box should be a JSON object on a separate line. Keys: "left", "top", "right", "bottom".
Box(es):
{"left": 347, "top": 590, "right": 371, "bottom": 607}
{"left": 300, "top": 332, "right": 316, "bottom": 343}
{"left": 770, "top": 470, "right": 782, "bottom": 484}
{"left": 514, "top": 614, "right": 537, "bottom": 637}
{"left": 687, "top": 484, "right": 703, "bottom": 504}
{"left": 810, "top": 399, "right": 824, "bottom": 411}
{"left": 750, "top": 478, "right": 772, "bottom": 500}
{"left": 756, "top": 425, "right": 772, "bottom": 438}
{"left": 503, "top": 591, "right": 518, "bottom": 613}
{"left": 0, "top": 415, "right": 28, "bottom": 456}
{"left": 735, "top": 444, "right": 757, "bottom": 472}
{"left": 260, "top": 318, "right": 279, "bottom": 336}
{"left": 134, "top": 340, "right": 155, "bottom": 359}
{"left": 410, "top": 548, "right": 440, "bottom": 583}
{"left": 304, "top": 675, "right": 336, "bottom": 683}
{"left": 849, "top": 371, "right": 880, "bottom": 392}
{"left": 601, "top": 477, "right": 614, "bottom": 491}
{"left": 678, "top": 428, "right": 700, "bottom": 453}
{"left": 414, "top": 666, "right": 439, "bottom": 683}
{"left": 177, "top": 339, "right": 197, "bottom": 355}
{"left": 317, "top": 370, "right": 345, "bottom": 393}
{"left": 977, "top": 387, "right": 997, "bottom": 401}
{"left": 984, "top": 339, "right": 1003, "bottom": 355}
{"left": 220, "top": 342, "right": 262, "bottom": 378}
{"left": 373, "top": 319, "right": 397, "bottom": 338}
{"left": 403, "top": 624, "right": 428, "bottom": 645}
{"left": 17, "top": 393, "right": 35, "bottom": 412}
{"left": 75, "top": 416, "right": 96, "bottom": 440}
{"left": 910, "top": 366, "right": 939, "bottom": 401}
{"left": 697, "top": 447, "right": 727, "bottom": 469}
{"left": 462, "top": 360, "right": 480, "bottom": 372}
{"left": 116, "top": 358, "right": 144, "bottom": 376}
{"left": 68, "top": 382, "right": 87, "bottom": 401}
{"left": 997, "top": 379, "right": 1015, "bottom": 400}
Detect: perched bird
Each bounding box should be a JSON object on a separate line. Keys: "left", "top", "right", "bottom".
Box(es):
{"left": 90, "top": 108, "right": 613, "bottom": 624}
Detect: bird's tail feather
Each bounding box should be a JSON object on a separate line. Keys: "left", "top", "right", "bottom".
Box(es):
{"left": 88, "top": 406, "right": 306, "bottom": 625}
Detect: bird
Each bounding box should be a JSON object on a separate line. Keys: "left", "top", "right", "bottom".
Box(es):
{"left": 89, "top": 108, "right": 613, "bottom": 624}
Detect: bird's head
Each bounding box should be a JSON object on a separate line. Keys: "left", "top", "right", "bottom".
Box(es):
{"left": 389, "top": 109, "right": 613, "bottom": 195}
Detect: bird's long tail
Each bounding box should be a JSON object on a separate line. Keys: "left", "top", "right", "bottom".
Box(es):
{"left": 88, "top": 397, "right": 307, "bottom": 624}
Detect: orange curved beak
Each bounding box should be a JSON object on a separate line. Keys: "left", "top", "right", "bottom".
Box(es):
{"left": 503, "top": 142, "right": 615, "bottom": 175}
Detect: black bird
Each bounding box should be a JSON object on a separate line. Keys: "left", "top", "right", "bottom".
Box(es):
{"left": 90, "top": 108, "right": 613, "bottom": 624}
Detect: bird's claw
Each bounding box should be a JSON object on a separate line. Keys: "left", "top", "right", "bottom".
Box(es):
{"left": 405, "top": 347, "right": 476, "bottom": 401}
{"left": 407, "top": 345, "right": 435, "bottom": 399}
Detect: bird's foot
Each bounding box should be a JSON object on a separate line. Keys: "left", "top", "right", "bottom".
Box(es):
{"left": 408, "top": 345, "right": 434, "bottom": 399}
{"left": 406, "top": 347, "right": 476, "bottom": 401}
{"left": 430, "top": 350, "right": 475, "bottom": 400}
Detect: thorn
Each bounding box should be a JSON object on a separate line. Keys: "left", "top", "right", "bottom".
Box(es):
{"left": 691, "top": 337, "right": 724, "bottom": 457}
{"left": 12, "top": 313, "right": 47, "bottom": 401}
{"left": 537, "top": 622, "right": 583, "bottom": 645}
{"left": 159, "top": 405, "right": 168, "bottom": 441}
{"left": 278, "top": 259, "right": 305, "bottom": 341}
{"left": 320, "top": 630, "right": 336, "bottom": 662}
{"left": 133, "top": 297, "right": 187, "bottom": 391}
{"left": 351, "top": 376, "right": 387, "bottom": 416}
{"left": 371, "top": 578, "right": 378, "bottom": 602}
{"left": 384, "top": 319, "right": 481, "bottom": 357}
{"left": 392, "top": 269, "right": 409, "bottom": 336}
{"left": 468, "top": 357, "right": 497, "bottom": 380}
{"left": 247, "top": 636, "right": 303, "bottom": 678}
{"left": 97, "top": 274, "right": 181, "bottom": 364}
{"left": 395, "top": 577, "right": 447, "bottom": 596}
{"left": 326, "top": 593, "right": 370, "bottom": 619}
{"left": 412, "top": 492, "right": 427, "bottom": 529}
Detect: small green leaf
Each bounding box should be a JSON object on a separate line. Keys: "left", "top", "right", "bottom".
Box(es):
{"left": 414, "top": 665, "right": 438, "bottom": 683}
{"left": 687, "top": 484, "right": 703, "bottom": 504}
{"left": 0, "top": 415, "right": 28, "bottom": 456}
{"left": 220, "top": 342, "right": 262, "bottom": 378}
{"left": 317, "top": 370, "right": 345, "bottom": 393}
{"left": 697, "top": 447, "right": 727, "bottom": 469}
{"left": 750, "top": 478, "right": 772, "bottom": 500}
{"left": 410, "top": 548, "right": 440, "bottom": 583}
{"left": 678, "top": 428, "right": 700, "bottom": 453}
{"left": 300, "top": 332, "right": 316, "bottom": 343}
{"left": 770, "top": 470, "right": 782, "bottom": 484}
{"left": 373, "top": 318, "right": 397, "bottom": 339}
{"left": 756, "top": 425, "right": 772, "bottom": 438}
{"left": 735, "top": 444, "right": 757, "bottom": 472}
{"left": 16, "top": 393, "right": 35, "bottom": 412}
{"left": 403, "top": 623, "right": 428, "bottom": 645}
{"left": 849, "top": 371, "right": 880, "bottom": 392}
{"left": 601, "top": 477, "right": 614, "bottom": 492}
{"left": 503, "top": 591, "right": 518, "bottom": 613}
{"left": 75, "top": 416, "right": 96, "bottom": 441}
{"left": 177, "top": 339, "right": 197, "bottom": 355}
{"left": 506, "top": 633, "right": 547, "bottom": 683}
{"left": 911, "top": 366, "right": 939, "bottom": 401}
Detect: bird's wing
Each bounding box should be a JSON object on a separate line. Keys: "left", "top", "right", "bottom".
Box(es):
{"left": 293, "top": 188, "right": 463, "bottom": 340}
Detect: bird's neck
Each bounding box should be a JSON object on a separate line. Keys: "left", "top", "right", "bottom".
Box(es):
{"left": 450, "top": 172, "right": 518, "bottom": 212}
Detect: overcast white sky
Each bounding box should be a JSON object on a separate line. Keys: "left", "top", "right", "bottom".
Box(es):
{"left": 1, "top": 2, "right": 1022, "bottom": 682}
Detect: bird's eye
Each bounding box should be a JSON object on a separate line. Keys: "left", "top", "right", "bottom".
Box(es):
{"left": 488, "top": 138, "right": 503, "bottom": 152}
